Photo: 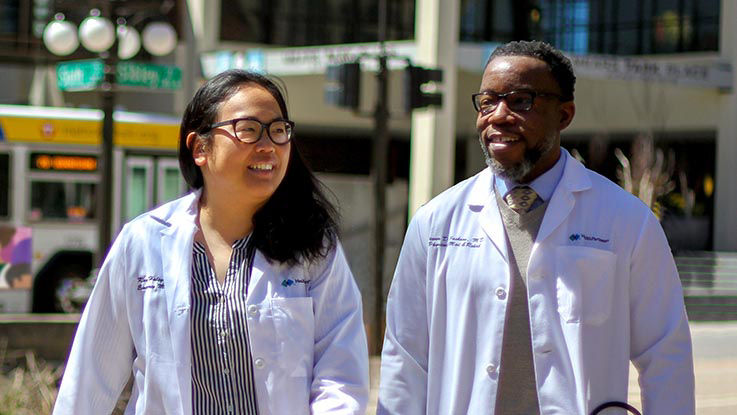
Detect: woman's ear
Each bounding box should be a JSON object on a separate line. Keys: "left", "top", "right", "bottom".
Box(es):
{"left": 187, "top": 132, "right": 207, "bottom": 166}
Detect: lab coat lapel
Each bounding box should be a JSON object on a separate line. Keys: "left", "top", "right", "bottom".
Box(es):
{"left": 246, "top": 249, "right": 266, "bottom": 303}
{"left": 469, "top": 168, "right": 508, "bottom": 262}
{"left": 536, "top": 152, "right": 591, "bottom": 244}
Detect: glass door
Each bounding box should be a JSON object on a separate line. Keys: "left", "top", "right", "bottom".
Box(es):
{"left": 156, "top": 157, "right": 186, "bottom": 205}
{"left": 124, "top": 157, "right": 154, "bottom": 221}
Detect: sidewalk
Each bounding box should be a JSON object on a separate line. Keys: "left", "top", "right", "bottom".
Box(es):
{"left": 366, "top": 321, "right": 737, "bottom": 414}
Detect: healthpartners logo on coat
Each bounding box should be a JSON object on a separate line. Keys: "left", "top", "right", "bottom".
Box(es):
{"left": 569, "top": 233, "right": 609, "bottom": 243}
{"left": 281, "top": 278, "right": 310, "bottom": 287}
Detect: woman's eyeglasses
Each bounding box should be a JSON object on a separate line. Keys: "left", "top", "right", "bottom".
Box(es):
{"left": 204, "top": 117, "right": 295, "bottom": 145}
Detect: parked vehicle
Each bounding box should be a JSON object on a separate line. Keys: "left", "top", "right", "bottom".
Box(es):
{"left": 0, "top": 104, "right": 185, "bottom": 312}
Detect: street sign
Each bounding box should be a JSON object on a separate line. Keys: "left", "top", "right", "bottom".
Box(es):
{"left": 116, "top": 61, "right": 182, "bottom": 90}
{"left": 56, "top": 59, "right": 104, "bottom": 91}
{"left": 56, "top": 59, "right": 182, "bottom": 91}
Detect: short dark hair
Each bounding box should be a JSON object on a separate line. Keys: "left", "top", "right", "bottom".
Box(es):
{"left": 178, "top": 69, "right": 339, "bottom": 265}
{"left": 487, "top": 40, "right": 576, "bottom": 101}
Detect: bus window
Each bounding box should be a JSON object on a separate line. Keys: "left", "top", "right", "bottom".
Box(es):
{"left": 0, "top": 153, "right": 9, "bottom": 219}
{"left": 29, "top": 181, "right": 96, "bottom": 222}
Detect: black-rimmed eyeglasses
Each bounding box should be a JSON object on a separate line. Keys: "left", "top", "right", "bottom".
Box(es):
{"left": 472, "top": 90, "right": 563, "bottom": 114}
{"left": 204, "top": 117, "right": 295, "bottom": 145}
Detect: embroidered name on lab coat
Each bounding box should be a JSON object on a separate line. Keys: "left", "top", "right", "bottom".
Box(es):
{"left": 137, "top": 275, "right": 164, "bottom": 291}
{"left": 429, "top": 236, "right": 483, "bottom": 248}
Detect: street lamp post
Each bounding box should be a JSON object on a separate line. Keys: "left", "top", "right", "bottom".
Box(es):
{"left": 99, "top": 40, "right": 117, "bottom": 264}
{"left": 42, "top": 6, "right": 176, "bottom": 264}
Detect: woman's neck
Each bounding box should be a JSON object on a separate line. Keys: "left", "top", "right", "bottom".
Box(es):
{"left": 197, "top": 189, "right": 261, "bottom": 245}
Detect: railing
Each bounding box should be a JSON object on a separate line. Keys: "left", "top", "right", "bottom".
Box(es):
{"left": 675, "top": 251, "right": 737, "bottom": 321}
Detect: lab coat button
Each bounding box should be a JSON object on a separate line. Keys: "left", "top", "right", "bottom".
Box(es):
{"left": 247, "top": 305, "right": 259, "bottom": 316}
{"left": 495, "top": 287, "right": 507, "bottom": 300}
{"left": 254, "top": 357, "right": 265, "bottom": 369}
{"left": 223, "top": 367, "right": 230, "bottom": 374}
{"left": 486, "top": 363, "right": 497, "bottom": 374}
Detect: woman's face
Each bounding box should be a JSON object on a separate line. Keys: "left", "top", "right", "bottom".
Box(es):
{"left": 192, "top": 83, "right": 291, "bottom": 207}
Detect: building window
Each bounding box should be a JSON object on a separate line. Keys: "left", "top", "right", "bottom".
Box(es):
{"left": 0, "top": 0, "right": 18, "bottom": 36}
{"left": 460, "top": 0, "right": 537, "bottom": 43}
{"left": 583, "top": 0, "right": 720, "bottom": 54}
{"left": 220, "top": 0, "right": 414, "bottom": 46}
{"left": 539, "top": 0, "right": 590, "bottom": 54}
{"left": 461, "top": 0, "right": 720, "bottom": 55}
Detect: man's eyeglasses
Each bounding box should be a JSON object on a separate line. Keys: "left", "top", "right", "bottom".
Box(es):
{"left": 472, "top": 90, "right": 563, "bottom": 114}
{"left": 204, "top": 117, "right": 295, "bottom": 145}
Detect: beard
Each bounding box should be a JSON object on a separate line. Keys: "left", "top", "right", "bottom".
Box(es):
{"left": 478, "top": 131, "right": 558, "bottom": 182}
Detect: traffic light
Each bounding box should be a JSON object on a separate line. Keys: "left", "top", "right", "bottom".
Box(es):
{"left": 325, "top": 62, "right": 361, "bottom": 110}
{"left": 403, "top": 65, "right": 443, "bottom": 113}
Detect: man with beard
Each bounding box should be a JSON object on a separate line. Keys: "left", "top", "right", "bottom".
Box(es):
{"left": 378, "top": 41, "right": 694, "bottom": 415}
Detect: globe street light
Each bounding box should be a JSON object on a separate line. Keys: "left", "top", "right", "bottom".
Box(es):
{"left": 42, "top": 8, "right": 177, "bottom": 263}
{"left": 42, "top": 14, "right": 78, "bottom": 56}
{"left": 78, "top": 10, "right": 116, "bottom": 53}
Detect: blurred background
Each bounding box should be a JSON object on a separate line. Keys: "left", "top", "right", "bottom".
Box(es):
{"left": 0, "top": 0, "right": 735, "bottom": 412}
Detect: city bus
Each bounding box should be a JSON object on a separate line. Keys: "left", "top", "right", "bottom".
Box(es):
{"left": 0, "top": 104, "right": 186, "bottom": 313}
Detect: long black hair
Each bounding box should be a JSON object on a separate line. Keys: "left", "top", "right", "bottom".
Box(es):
{"left": 178, "top": 69, "right": 338, "bottom": 265}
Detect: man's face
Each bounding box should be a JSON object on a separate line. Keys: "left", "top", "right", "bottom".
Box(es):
{"left": 476, "top": 55, "right": 575, "bottom": 182}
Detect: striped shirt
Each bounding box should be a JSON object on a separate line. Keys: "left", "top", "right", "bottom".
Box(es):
{"left": 190, "top": 236, "right": 259, "bottom": 414}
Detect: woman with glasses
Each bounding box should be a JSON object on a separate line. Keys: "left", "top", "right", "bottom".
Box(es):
{"left": 54, "top": 69, "right": 369, "bottom": 415}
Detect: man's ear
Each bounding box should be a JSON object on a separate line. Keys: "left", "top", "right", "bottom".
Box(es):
{"left": 558, "top": 101, "right": 575, "bottom": 131}
{"left": 187, "top": 132, "right": 207, "bottom": 166}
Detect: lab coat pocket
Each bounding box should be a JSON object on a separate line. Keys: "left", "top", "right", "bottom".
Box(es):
{"left": 270, "top": 297, "right": 315, "bottom": 378}
{"left": 555, "top": 246, "right": 616, "bottom": 325}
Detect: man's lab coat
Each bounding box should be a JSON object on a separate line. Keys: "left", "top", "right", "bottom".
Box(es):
{"left": 54, "top": 191, "right": 369, "bottom": 414}
{"left": 379, "top": 152, "right": 694, "bottom": 414}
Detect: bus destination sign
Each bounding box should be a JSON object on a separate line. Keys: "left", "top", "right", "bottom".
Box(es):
{"left": 30, "top": 153, "right": 98, "bottom": 172}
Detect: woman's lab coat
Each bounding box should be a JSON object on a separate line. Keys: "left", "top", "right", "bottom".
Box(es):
{"left": 379, "top": 152, "right": 694, "bottom": 414}
{"left": 53, "top": 191, "right": 369, "bottom": 414}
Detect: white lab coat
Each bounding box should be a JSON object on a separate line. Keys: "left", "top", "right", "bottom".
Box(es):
{"left": 378, "top": 151, "right": 694, "bottom": 415}
{"left": 54, "top": 190, "right": 369, "bottom": 415}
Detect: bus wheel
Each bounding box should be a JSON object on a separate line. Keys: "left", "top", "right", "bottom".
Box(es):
{"left": 32, "top": 250, "right": 93, "bottom": 313}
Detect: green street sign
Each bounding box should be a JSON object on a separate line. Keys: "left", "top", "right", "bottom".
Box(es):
{"left": 56, "top": 60, "right": 182, "bottom": 91}
{"left": 56, "top": 59, "right": 104, "bottom": 91}
{"left": 117, "top": 61, "right": 182, "bottom": 90}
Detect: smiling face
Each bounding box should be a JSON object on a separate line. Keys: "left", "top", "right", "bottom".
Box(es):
{"left": 190, "top": 83, "right": 291, "bottom": 208}
{"left": 476, "top": 55, "right": 575, "bottom": 182}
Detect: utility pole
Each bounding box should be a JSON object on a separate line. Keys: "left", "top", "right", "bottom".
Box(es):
{"left": 371, "top": 0, "right": 390, "bottom": 355}
{"left": 324, "top": 0, "right": 444, "bottom": 353}
{"left": 98, "top": 4, "right": 118, "bottom": 265}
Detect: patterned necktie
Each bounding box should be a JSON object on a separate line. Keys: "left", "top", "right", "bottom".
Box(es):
{"left": 504, "top": 186, "right": 538, "bottom": 213}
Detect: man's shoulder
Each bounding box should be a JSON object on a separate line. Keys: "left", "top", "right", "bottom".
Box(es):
{"left": 418, "top": 169, "right": 488, "bottom": 214}
{"left": 583, "top": 167, "right": 648, "bottom": 207}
